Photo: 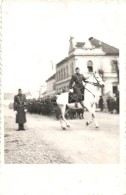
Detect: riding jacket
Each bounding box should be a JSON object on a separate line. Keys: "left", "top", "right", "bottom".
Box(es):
{"left": 69, "top": 73, "right": 86, "bottom": 89}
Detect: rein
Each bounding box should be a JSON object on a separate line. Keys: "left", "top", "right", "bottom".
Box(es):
{"left": 86, "top": 81, "right": 100, "bottom": 87}
{"left": 85, "top": 86, "right": 95, "bottom": 97}
{"left": 84, "top": 74, "right": 101, "bottom": 97}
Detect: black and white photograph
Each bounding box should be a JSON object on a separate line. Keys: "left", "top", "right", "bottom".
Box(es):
{"left": 3, "top": 0, "right": 120, "bottom": 164}
{"left": 1, "top": 0, "right": 126, "bottom": 194}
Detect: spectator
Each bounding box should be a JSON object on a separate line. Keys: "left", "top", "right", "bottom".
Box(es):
{"left": 99, "top": 96, "right": 104, "bottom": 111}
{"left": 116, "top": 92, "right": 119, "bottom": 114}
{"left": 13, "top": 89, "right": 27, "bottom": 130}
{"left": 106, "top": 96, "right": 111, "bottom": 112}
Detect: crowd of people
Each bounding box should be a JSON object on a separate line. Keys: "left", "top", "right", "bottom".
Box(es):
{"left": 26, "top": 96, "right": 84, "bottom": 120}
{"left": 98, "top": 92, "right": 119, "bottom": 114}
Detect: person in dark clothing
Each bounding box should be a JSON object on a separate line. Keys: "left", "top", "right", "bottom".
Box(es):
{"left": 116, "top": 92, "right": 119, "bottom": 114}
{"left": 69, "top": 67, "right": 87, "bottom": 109}
{"left": 13, "top": 89, "right": 27, "bottom": 130}
{"left": 99, "top": 96, "right": 104, "bottom": 111}
{"left": 106, "top": 96, "right": 111, "bottom": 112}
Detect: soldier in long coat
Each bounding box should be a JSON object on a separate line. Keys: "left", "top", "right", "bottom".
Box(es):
{"left": 69, "top": 67, "right": 87, "bottom": 109}
{"left": 13, "top": 89, "right": 27, "bottom": 130}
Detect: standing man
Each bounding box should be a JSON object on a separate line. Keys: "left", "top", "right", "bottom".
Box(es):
{"left": 13, "top": 89, "right": 27, "bottom": 130}
{"left": 99, "top": 95, "right": 104, "bottom": 111}
{"left": 69, "top": 67, "right": 87, "bottom": 109}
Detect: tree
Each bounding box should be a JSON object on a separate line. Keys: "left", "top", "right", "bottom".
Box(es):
{"left": 113, "top": 60, "right": 119, "bottom": 84}
{"left": 98, "top": 69, "right": 104, "bottom": 95}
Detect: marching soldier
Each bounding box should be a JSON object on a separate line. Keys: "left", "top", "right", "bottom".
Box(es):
{"left": 13, "top": 89, "right": 27, "bottom": 130}
{"left": 69, "top": 67, "right": 87, "bottom": 109}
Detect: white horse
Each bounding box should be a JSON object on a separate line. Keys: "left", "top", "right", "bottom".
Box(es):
{"left": 56, "top": 71, "right": 104, "bottom": 130}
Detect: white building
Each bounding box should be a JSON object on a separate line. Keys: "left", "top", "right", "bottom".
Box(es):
{"left": 44, "top": 73, "right": 56, "bottom": 96}
{"left": 39, "top": 85, "right": 46, "bottom": 98}
{"left": 55, "top": 37, "right": 119, "bottom": 97}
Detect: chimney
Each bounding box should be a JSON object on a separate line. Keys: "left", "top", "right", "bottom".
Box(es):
{"left": 68, "top": 36, "right": 75, "bottom": 55}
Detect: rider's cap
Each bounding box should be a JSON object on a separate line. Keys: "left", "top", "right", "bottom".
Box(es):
{"left": 75, "top": 67, "right": 80, "bottom": 70}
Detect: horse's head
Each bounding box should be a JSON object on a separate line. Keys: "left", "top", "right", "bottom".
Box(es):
{"left": 93, "top": 71, "right": 104, "bottom": 87}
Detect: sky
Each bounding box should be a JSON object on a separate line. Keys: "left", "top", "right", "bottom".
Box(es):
{"left": 2, "top": 0, "right": 122, "bottom": 94}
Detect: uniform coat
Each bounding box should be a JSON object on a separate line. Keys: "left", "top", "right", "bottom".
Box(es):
{"left": 14, "top": 94, "right": 27, "bottom": 124}
{"left": 69, "top": 73, "right": 86, "bottom": 101}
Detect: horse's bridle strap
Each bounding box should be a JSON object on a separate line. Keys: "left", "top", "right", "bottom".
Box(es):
{"left": 85, "top": 87, "right": 95, "bottom": 98}
{"left": 86, "top": 81, "right": 99, "bottom": 86}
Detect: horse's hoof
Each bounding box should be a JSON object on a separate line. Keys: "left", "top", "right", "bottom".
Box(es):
{"left": 95, "top": 126, "right": 99, "bottom": 128}
{"left": 61, "top": 126, "right": 66, "bottom": 130}
{"left": 67, "top": 125, "right": 70, "bottom": 128}
{"left": 86, "top": 122, "right": 89, "bottom": 126}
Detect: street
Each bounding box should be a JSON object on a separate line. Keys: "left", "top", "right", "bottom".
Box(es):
{"left": 4, "top": 106, "right": 119, "bottom": 164}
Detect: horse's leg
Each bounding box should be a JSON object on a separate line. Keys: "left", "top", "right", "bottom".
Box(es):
{"left": 58, "top": 104, "right": 70, "bottom": 129}
{"left": 85, "top": 102, "right": 99, "bottom": 128}
{"left": 85, "top": 104, "right": 94, "bottom": 126}
{"left": 58, "top": 105, "right": 66, "bottom": 130}
{"left": 92, "top": 103, "right": 99, "bottom": 128}
{"left": 59, "top": 116, "right": 66, "bottom": 130}
{"left": 61, "top": 105, "right": 70, "bottom": 128}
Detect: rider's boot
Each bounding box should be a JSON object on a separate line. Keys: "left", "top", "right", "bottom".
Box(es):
{"left": 75, "top": 102, "right": 78, "bottom": 108}
{"left": 79, "top": 101, "right": 85, "bottom": 110}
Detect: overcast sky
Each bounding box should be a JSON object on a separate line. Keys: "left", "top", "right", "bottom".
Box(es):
{"left": 2, "top": 0, "right": 122, "bottom": 93}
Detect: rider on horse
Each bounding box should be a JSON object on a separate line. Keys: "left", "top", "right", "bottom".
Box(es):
{"left": 69, "top": 67, "right": 87, "bottom": 109}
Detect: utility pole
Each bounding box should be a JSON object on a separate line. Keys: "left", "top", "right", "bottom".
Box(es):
{"left": 50, "top": 60, "right": 56, "bottom": 74}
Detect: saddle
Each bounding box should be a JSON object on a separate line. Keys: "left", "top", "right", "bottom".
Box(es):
{"left": 68, "top": 92, "right": 84, "bottom": 103}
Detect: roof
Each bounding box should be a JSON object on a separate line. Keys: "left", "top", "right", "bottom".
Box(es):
{"left": 74, "top": 37, "right": 119, "bottom": 55}
{"left": 56, "top": 37, "right": 119, "bottom": 68}
{"left": 88, "top": 37, "right": 119, "bottom": 55}
{"left": 46, "top": 73, "right": 55, "bottom": 82}
{"left": 56, "top": 55, "right": 74, "bottom": 68}
{"left": 76, "top": 42, "right": 85, "bottom": 47}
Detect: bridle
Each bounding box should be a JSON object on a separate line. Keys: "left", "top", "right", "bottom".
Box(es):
{"left": 85, "top": 73, "right": 102, "bottom": 87}
{"left": 84, "top": 73, "right": 103, "bottom": 98}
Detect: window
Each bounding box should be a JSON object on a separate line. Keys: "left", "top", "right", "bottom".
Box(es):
{"left": 70, "top": 63, "right": 74, "bottom": 74}
{"left": 111, "top": 60, "right": 117, "bottom": 73}
{"left": 53, "top": 82, "right": 55, "bottom": 90}
{"left": 66, "top": 66, "right": 68, "bottom": 76}
{"left": 59, "top": 70, "right": 60, "bottom": 80}
{"left": 56, "top": 72, "right": 58, "bottom": 81}
{"left": 113, "top": 86, "right": 117, "bottom": 94}
{"left": 61, "top": 69, "right": 63, "bottom": 79}
{"left": 64, "top": 67, "right": 66, "bottom": 78}
{"left": 87, "top": 60, "right": 93, "bottom": 72}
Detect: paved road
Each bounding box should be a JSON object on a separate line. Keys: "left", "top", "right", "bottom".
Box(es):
{"left": 4, "top": 107, "right": 119, "bottom": 164}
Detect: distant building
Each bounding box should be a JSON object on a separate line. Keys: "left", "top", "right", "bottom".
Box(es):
{"left": 55, "top": 37, "right": 119, "bottom": 96}
{"left": 44, "top": 73, "right": 56, "bottom": 96}
{"left": 39, "top": 85, "right": 46, "bottom": 98}
{"left": 4, "top": 92, "right": 32, "bottom": 106}
{"left": 4, "top": 93, "right": 15, "bottom": 106}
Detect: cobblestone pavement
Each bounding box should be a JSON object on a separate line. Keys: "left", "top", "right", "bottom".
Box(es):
{"left": 4, "top": 107, "right": 119, "bottom": 164}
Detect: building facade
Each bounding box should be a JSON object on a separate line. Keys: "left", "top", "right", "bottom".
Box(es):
{"left": 45, "top": 73, "right": 56, "bottom": 96}
{"left": 55, "top": 37, "right": 119, "bottom": 97}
